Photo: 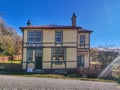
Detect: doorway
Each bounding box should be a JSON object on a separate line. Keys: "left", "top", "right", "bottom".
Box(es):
{"left": 77, "top": 54, "right": 84, "bottom": 67}
{"left": 35, "top": 50, "right": 43, "bottom": 69}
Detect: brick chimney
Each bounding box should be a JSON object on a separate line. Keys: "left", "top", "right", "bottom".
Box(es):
{"left": 27, "top": 20, "right": 31, "bottom": 26}
{"left": 71, "top": 13, "right": 77, "bottom": 27}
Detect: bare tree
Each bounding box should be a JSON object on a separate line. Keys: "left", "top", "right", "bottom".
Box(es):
{"left": 90, "top": 46, "right": 120, "bottom": 69}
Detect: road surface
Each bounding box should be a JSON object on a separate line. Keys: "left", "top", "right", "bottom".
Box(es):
{"left": 0, "top": 75, "right": 119, "bottom": 90}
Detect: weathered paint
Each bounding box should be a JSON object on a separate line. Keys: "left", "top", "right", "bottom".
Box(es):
{"left": 43, "top": 62, "right": 51, "bottom": 69}
{"left": 24, "top": 30, "right": 27, "bottom": 43}
{"left": 43, "top": 48, "right": 51, "bottom": 61}
{"left": 67, "top": 62, "right": 76, "bottom": 68}
{"left": 67, "top": 48, "right": 77, "bottom": 61}
{"left": 52, "top": 63, "right": 65, "bottom": 69}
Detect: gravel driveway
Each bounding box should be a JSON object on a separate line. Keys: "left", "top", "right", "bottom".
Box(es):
{"left": 0, "top": 75, "right": 119, "bottom": 90}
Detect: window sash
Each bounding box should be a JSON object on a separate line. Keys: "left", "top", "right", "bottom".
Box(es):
{"left": 35, "top": 50, "right": 42, "bottom": 56}
{"left": 80, "top": 35, "right": 85, "bottom": 46}
{"left": 27, "top": 50, "right": 33, "bottom": 62}
{"left": 55, "top": 31, "right": 62, "bottom": 43}
{"left": 52, "top": 48, "right": 65, "bottom": 61}
{"left": 28, "top": 31, "right": 42, "bottom": 43}
{"left": 77, "top": 55, "right": 84, "bottom": 67}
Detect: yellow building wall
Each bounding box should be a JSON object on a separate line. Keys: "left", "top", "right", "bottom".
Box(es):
{"left": 22, "top": 28, "right": 82, "bottom": 69}
{"left": 67, "top": 62, "right": 76, "bottom": 68}
{"left": 67, "top": 48, "right": 77, "bottom": 61}
{"left": 43, "top": 48, "right": 51, "bottom": 61}
{"left": 52, "top": 64, "right": 65, "bottom": 69}
{"left": 84, "top": 52, "right": 89, "bottom": 68}
{"left": 63, "top": 29, "right": 77, "bottom": 43}
{"left": 43, "top": 62, "right": 51, "bottom": 69}
{"left": 43, "top": 48, "right": 77, "bottom": 69}
{"left": 23, "top": 29, "right": 77, "bottom": 47}
{"left": 66, "top": 48, "right": 77, "bottom": 68}
{"left": 43, "top": 48, "right": 51, "bottom": 69}
{"left": 43, "top": 30, "right": 55, "bottom": 43}
{"left": 24, "top": 30, "right": 27, "bottom": 43}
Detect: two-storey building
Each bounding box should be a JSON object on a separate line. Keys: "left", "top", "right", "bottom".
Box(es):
{"left": 20, "top": 13, "right": 92, "bottom": 73}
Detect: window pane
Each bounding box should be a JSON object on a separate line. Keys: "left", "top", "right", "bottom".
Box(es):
{"left": 52, "top": 48, "right": 65, "bottom": 63}
{"left": 28, "top": 31, "right": 42, "bottom": 43}
{"left": 27, "top": 51, "right": 32, "bottom": 61}
{"left": 28, "top": 31, "right": 34, "bottom": 36}
{"left": 28, "top": 37, "right": 34, "bottom": 43}
{"left": 35, "top": 31, "right": 42, "bottom": 36}
{"left": 56, "top": 37, "right": 62, "bottom": 43}
{"left": 56, "top": 31, "right": 62, "bottom": 36}
{"left": 80, "top": 35, "right": 85, "bottom": 45}
{"left": 77, "top": 55, "right": 84, "bottom": 67}
{"left": 56, "top": 31, "right": 62, "bottom": 43}
{"left": 35, "top": 37, "right": 42, "bottom": 43}
{"left": 36, "top": 51, "right": 42, "bottom": 56}
{"left": 28, "top": 31, "right": 34, "bottom": 43}
{"left": 35, "top": 31, "right": 42, "bottom": 43}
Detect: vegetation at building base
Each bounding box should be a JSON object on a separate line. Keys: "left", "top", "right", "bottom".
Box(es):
{"left": 1, "top": 60, "right": 21, "bottom": 64}
{"left": 0, "top": 60, "right": 22, "bottom": 72}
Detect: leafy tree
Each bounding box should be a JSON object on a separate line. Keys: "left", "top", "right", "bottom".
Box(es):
{"left": 0, "top": 16, "right": 22, "bottom": 56}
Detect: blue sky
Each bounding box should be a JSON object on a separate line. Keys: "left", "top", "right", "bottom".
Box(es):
{"left": 0, "top": 0, "right": 120, "bottom": 47}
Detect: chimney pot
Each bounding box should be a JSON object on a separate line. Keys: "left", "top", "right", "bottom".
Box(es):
{"left": 27, "top": 20, "right": 31, "bottom": 26}
{"left": 71, "top": 13, "right": 77, "bottom": 27}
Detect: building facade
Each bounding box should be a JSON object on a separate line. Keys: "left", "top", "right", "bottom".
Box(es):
{"left": 112, "top": 63, "right": 120, "bottom": 78}
{"left": 20, "top": 13, "right": 92, "bottom": 72}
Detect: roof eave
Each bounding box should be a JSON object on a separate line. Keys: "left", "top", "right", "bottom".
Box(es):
{"left": 78, "top": 30, "right": 93, "bottom": 33}
{"left": 19, "top": 26, "right": 82, "bottom": 30}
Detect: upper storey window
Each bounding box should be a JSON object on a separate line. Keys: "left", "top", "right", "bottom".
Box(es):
{"left": 55, "top": 31, "right": 63, "bottom": 43}
{"left": 80, "top": 35, "right": 85, "bottom": 46}
{"left": 28, "top": 31, "right": 42, "bottom": 43}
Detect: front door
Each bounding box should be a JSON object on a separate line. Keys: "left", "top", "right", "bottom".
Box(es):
{"left": 35, "top": 50, "right": 42, "bottom": 69}
{"left": 77, "top": 55, "right": 84, "bottom": 67}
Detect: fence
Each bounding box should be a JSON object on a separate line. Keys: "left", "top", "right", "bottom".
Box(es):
{"left": 0, "top": 55, "right": 22, "bottom": 62}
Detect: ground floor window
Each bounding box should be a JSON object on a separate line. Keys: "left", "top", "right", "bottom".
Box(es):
{"left": 27, "top": 49, "right": 33, "bottom": 62}
{"left": 51, "top": 48, "right": 66, "bottom": 65}
{"left": 77, "top": 54, "right": 84, "bottom": 67}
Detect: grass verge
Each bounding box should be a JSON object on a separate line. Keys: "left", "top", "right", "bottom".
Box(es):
{"left": 1, "top": 73, "right": 118, "bottom": 84}
{"left": 0, "top": 60, "right": 21, "bottom": 64}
